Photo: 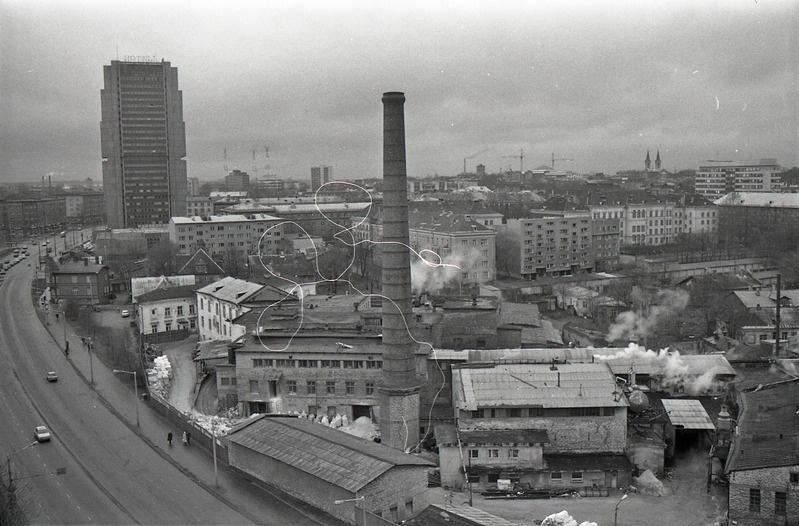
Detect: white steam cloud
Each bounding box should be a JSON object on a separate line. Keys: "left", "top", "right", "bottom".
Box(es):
{"left": 605, "top": 289, "right": 690, "bottom": 343}
{"left": 411, "top": 248, "right": 482, "bottom": 294}
{"left": 596, "top": 342, "right": 726, "bottom": 396}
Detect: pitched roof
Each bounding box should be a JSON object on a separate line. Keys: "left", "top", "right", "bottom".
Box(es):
{"left": 726, "top": 379, "right": 799, "bottom": 472}
{"left": 661, "top": 399, "right": 715, "bottom": 430}
{"left": 453, "top": 362, "right": 628, "bottom": 410}
{"left": 227, "top": 416, "right": 433, "bottom": 492}
{"left": 196, "top": 276, "right": 263, "bottom": 304}
{"left": 176, "top": 248, "right": 225, "bottom": 276}
{"left": 137, "top": 284, "right": 197, "bottom": 303}
{"left": 52, "top": 260, "right": 106, "bottom": 274}
{"left": 131, "top": 275, "right": 197, "bottom": 303}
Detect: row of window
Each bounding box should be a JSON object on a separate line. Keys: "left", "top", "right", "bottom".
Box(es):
{"left": 251, "top": 358, "right": 382, "bottom": 369}
{"left": 475, "top": 407, "right": 611, "bottom": 418}
{"left": 749, "top": 488, "right": 788, "bottom": 516}
{"left": 467, "top": 471, "right": 583, "bottom": 484}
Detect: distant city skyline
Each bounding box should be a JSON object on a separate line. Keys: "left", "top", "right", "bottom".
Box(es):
{"left": 1, "top": 1, "right": 797, "bottom": 184}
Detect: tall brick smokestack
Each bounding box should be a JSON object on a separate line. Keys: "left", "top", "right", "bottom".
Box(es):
{"left": 379, "top": 92, "right": 421, "bottom": 451}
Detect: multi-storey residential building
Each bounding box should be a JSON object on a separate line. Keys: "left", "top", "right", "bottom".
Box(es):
{"left": 408, "top": 212, "right": 497, "bottom": 289}
{"left": 169, "top": 214, "right": 284, "bottom": 259}
{"left": 225, "top": 170, "right": 250, "bottom": 191}
{"left": 507, "top": 211, "right": 593, "bottom": 280}
{"left": 64, "top": 192, "right": 105, "bottom": 225}
{"left": 51, "top": 258, "right": 111, "bottom": 305}
{"left": 136, "top": 285, "right": 197, "bottom": 342}
{"left": 310, "top": 166, "right": 332, "bottom": 191}
{"left": 715, "top": 192, "right": 799, "bottom": 238}
{"left": 100, "top": 59, "right": 187, "bottom": 228}
{"left": 695, "top": 159, "right": 783, "bottom": 199}
{"left": 410, "top": 201, "right": 504, "bottom": 230}
{"left": 186, "top": 196, "right": 215, "bottom": 218}
{"left": 195, "top": 277, "right": 291, "bottom": 342}
{"left": 589, "top": 194, "right": 717, "bottom": 247}
{"left": 591, "top": 217, "right": 620, "bottom": 271}
{"left": 0, "top": 198, "right": 66, "bottom": 239}
{"left": 187, "top": 177, "right": 200, "bottom": 197}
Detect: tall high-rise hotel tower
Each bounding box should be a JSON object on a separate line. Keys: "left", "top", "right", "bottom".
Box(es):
{"left": 101, "top": 59, "right": 187, "bottom": 228}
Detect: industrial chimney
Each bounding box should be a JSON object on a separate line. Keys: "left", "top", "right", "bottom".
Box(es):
{"left": 378, "top": 92, "right": 421, "bottom": 451}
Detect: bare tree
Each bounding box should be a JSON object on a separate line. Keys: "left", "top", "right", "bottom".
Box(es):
{"left": 495, "top": 228, "right": 520, "bottom": 278}
{"left": 146, "top": 239, "right": 180, "bottom": 276}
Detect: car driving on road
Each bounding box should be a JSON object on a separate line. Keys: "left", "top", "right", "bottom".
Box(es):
{"left": 47, "top": 371, "right": 58, "bottom": 382}
{"left": 35, "top": 425, "right": 51, "bottom": 442}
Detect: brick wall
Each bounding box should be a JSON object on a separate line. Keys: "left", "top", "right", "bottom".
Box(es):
{"left": 458, "top": 409, "right": 627, "bottom": 454}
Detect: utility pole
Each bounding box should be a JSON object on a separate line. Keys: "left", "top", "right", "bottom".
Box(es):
{"left": 775, "top": 273, "right": 781, "bottom": 357}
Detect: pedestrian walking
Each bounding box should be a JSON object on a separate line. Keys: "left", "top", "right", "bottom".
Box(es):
{"left": 186, "top": 432, "right": 191, "bottom": 446}
{"left": 167, "top": 432, "right": 173, "bottom": 446}
{"left": 182, "top": 431, "right": 187, "bottom": 445}
{"left": 55, "top": 312, "right": 59, "bottom": 321}
{"left": 65, "top": 341, "right": 69, "bottom": 352}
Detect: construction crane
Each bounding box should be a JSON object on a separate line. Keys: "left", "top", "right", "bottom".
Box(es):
{"left": 503, "top": 149, "right": 525, "bottom": 173}
{"left": 551, "top": 153, "right": 573, "bottom": 171}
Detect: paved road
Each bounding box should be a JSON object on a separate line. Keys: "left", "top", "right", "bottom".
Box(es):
{"left": 1, "top": 255, "right": 326, "bottom": 524}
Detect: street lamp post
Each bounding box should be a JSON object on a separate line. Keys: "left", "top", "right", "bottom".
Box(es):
{"left": 614, "top": 493, "right": 628, "bottom": 526}
{"left": 211, "top": 419, "right": 218, "bottom": 487}
{"left": 334, "top": 495, "right": 366, "bottom": 526}
{"left": 112, "top": 369, "right": 140, "bottom": 427}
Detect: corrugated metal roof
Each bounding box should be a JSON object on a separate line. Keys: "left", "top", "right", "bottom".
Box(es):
{"left": 228, "top": 416, "right": 433, "bottom": 493}
{"left": 661, "top": 399, "right": 715, "bottom": 430}
{"left": 454, "top": 362, "right": 627, "bottom": 410}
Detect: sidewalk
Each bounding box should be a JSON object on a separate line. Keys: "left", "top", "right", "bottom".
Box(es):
{"left": 42, "top": 300, "right": 333, "bottom": 525}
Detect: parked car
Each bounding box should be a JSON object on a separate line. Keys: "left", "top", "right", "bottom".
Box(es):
{"left": 35, "top": 425, "right": 51, "bottom": 442}
{"left": 46, "top": 371, "right": 58, "bottom": 382}
{"left": 120, "top": 309, "right": 130, "bottom": 318}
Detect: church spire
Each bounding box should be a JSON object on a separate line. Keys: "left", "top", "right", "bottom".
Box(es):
{"left": 645, "top": 149, "right": 651, "bottom": 171}
{"left": 655, "top": 149, "right": 661, "bottom": 171}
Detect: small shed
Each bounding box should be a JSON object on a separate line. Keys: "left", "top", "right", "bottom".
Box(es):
{"left": 227, "top": 415, "right": 435, "bottom": 525}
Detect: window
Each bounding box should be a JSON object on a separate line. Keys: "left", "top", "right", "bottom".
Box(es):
{"left": 488, "top": 449, "right": 499, "bottom": 458}
{"left": 345, "top": 381, "right": 355, "bottom": 395}
{"left": 775, "top": 491, "right": 787, "bottom": 516}
{"left": 507, "top": 408, "right": 521, "bottom": 418}
{"left": 287, "top": 380, "right": 297, "bottom": 394}
{"left": 571, "top": 407, "right": 600, "bottom": 417}
{"left": 509, "top": 449, "right": 519, "bottom": 458}
{"left": 164, "top": 307, "right": 171, "bottom": 317}
{"left": 571, "top": 472, "right": 583, "bottom": 483}
{"left": 468, "top": 449, "right": 479, "bottom": 459}
{"left": 550, "top": 472, "right": 562, "bottom": 482}
{"left": 326, "top": 381, "right": 335, "bottom": 394}
{"left": 365, "top": 382, "right": 374, "bottom": 396}
{"left": 249, "top": 380, "right": 258, "bottom": 393}
{"left": 487, "top": 473, "right": 500, "bottom": 483}
{"left": 220, "top": 377, "right": 230, "bottom": 386}
{"left": 321, "top": 360, "right": 340, "bottom": 368}
{"left": 749, "top": 488, "right": 760, "bottom": 513}
{"left": 790, "top": 472, "right": 799, "bottom": 484}
{"left": 307, "top": 381, "right": 316, "bottom": 394}
{"left": 253, "top": 358, "right": 271, "bottom": 367}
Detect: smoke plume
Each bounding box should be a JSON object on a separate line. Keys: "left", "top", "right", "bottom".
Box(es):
{"left": 605, "top": 289, "right": 690, "bottom": 343}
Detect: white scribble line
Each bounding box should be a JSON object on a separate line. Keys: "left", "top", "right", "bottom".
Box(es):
{"left": 252, "top": 181, "right": 451, "bottom": 451}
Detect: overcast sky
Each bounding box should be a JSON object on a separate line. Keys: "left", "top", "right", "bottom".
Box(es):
{"left": 1, "top": 0, "right": 797, "bottom": 184}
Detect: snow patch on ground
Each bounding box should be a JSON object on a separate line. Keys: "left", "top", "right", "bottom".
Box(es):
{"left": 147, "top": 355, "right": 172, "bottom": 399}
{"left": 540, "top": 510, "right": 597, "bottom": 526}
